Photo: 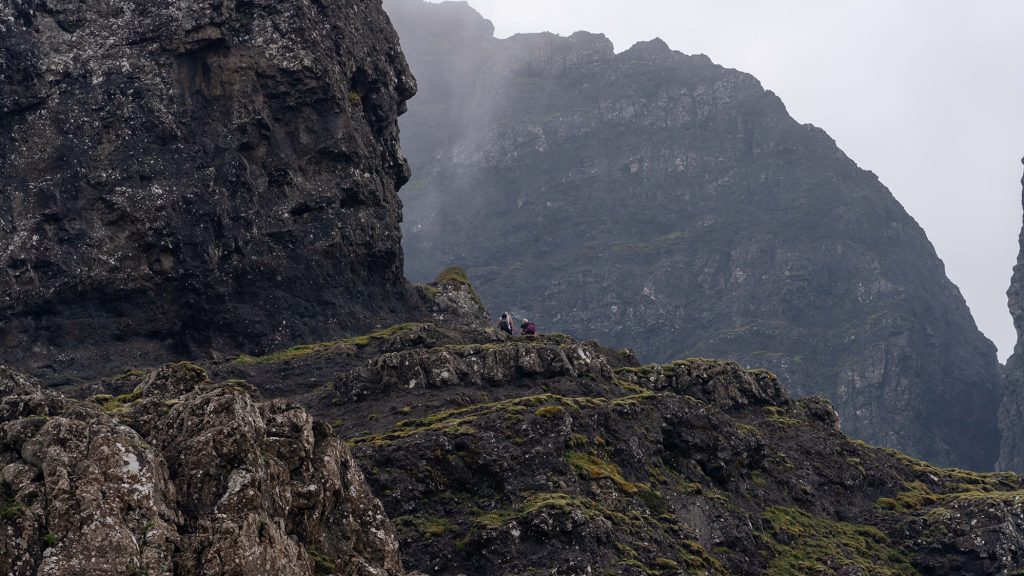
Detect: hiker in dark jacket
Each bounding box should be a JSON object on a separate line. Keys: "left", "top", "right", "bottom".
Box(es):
{"left": 498, "top": 312, "right": 514, "bottom": 335}
{"left": 520, "top": 318, "right": 537, "bottom": 336}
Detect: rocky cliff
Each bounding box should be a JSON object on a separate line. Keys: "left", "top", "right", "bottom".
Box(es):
{"left": 9, "top": 305, "right": 1024, "bottom": 574}
{"left": 3, "top": 0, "right": 1021, "bottom": 572}
{"left": 207, "top": 314, "right": 1024, "bottom": 575}
{"left": 999, "top": 159, "right": 1024, "bottom": 472}
{"left": 0, "top": 0, "right": 421, "bottom": 385}
{"left": 386, "top": 0, "right": 1002, "bottom": 470}
{"left": 0, "top": 362, "right": 417, "bottom": 576}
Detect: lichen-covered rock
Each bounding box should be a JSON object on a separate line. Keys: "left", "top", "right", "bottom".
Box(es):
{"left": 0, "top": 364, "right": 411, "bottom": 576}
{"left": 0, "top": 0, "right": 422, "bottom": 386}
{"left": 417, "top": 267, "right": 491, "bottom": 329}
{"left": 386, "top": 0, "right": 1001, "bottom": 471}
{"left": 335, "top": 335, "right": 615, "bottom": 403}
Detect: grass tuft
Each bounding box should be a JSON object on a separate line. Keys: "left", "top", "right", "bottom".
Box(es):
{"left": 233, "top": 323, "right": 424, "bottom": 364}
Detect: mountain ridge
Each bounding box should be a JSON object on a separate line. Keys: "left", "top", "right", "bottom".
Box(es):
{"left": 388, "top": 0, "right": 1002, "bottom": 471}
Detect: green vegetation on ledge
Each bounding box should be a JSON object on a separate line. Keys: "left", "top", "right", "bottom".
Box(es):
{"left": 233, "top": 323, "right": 424, "bottom": 364}
{"left": 762, "top": 506, "right": 919, "bottom": 575}
{"left": 435, "top": 266, "right": 471, "bottom": 285}
{"left": 349, "top": 393, "right": 608, "bottom": 446}
{"left": 566, "top": 450, "right": 639, "bottom": 494}
{"left": 93, "top": 389, "right": 143, "bottom": 414}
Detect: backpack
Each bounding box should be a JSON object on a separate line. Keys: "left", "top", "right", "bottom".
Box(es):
{"left": 499, "top": 318, "right": 511, "bottom": 332}
{"left": 523, "top": 322, "right": 536, "bottom": 335}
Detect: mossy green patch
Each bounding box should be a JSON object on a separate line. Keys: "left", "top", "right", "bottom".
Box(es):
{"left": 394, "top": 515, "right": 452, "bottom": 538}
{"left": 637, "top": 488, "right": 670, "bottom": 515}
{"left": 870, "top": 451, "right": 1023, "bottom": 515}
{"left": 613, "top": 378, "right": 650, "bottom": 395}
{"left": 735, "top": 422, "right": 762, "bottom": 437}
{"left": 112, "top": 369, "right": 148, "bottom": 383}
{"left": 762, "top": 506, "right": 919, "bottom": 575}
{"left": 883, "top": 448, "right": 1020, "bottom": 493}
{"left": 761, "top": 405, "right": 803, "bottom": 426}
{"left": 539, "top": 333, "right": 575, "bottom": 345}
{"left": 307, "top": 547, "right": 337, "bottom": 575}
{"left": 615, "top": 365, "right": 659, "bottom": 379}
{"left": 1, "top": 479, "right": 22, "bottom": 521}
{"left": 431, "top": 267, "right": 486, "bottom": 307}
{"left": 879, "top": 479, "right": 1024, "bottom": 513}
{"left": 566, "top": 451, "right": 638, "bottom": 494}
{"left": 0, "top": 504, "right": 21, "bottom": 521}
{"left": 233, "top": 323, "right": 424, "bottom": 364}
{"left": 609, "top": 391, "right": 657, "bottom": 406}
{"left": 653, "top": 558, "right": 678, "bottom": 570}
{"left": 350, "top": 394, "right": 608, "bottom": 446}
{"left": 535, "top": 405, "right": 565, "bottom": 418}
{"left": 435, "top": 266, "right": 470, "bottom": 284}
{"left": 96, "top": 389, "right": 143, "bottom": 413}
{"left": 474, "top": 492, "right": 630, "bottom": 529}
{"left": 880, "top": 481, "right": 941, "bottom": 512}
{"left": 676, "top": 539, "right": 725, "bottom": 574}
{"left": 567, "top": 433, "right": 589, "bottom": 448}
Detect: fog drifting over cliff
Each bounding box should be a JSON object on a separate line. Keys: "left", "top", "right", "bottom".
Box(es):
{"left": 416, "top": 0, "right": 1024, "bottom": 360}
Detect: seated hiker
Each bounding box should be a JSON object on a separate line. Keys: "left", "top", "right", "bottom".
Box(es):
{"left": 520, "top": 318, "right": 536, "bottom": 335}
{"left": 498, "top": 312, "right": 515, "bottom": 335}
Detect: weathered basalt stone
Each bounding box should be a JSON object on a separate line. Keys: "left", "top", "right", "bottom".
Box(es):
{"left": 387, "top": 0, "right": 1001, "bottom": 471}
{"left": 0, "top": 0, "right": 422, "bottom": 385}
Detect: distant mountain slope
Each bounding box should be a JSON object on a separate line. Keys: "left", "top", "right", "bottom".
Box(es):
{"left": 386, "top": 0, "right": 1001, "bottom": 470}
{"left": 999, "top": 159, "right": 1024, "bottom": 472}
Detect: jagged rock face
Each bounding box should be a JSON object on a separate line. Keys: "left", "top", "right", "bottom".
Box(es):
{"left": 0, "top": 0, "right": 421, "bottom": 385}
{"left": 999, "top": 159, "right": 1024, "bottom": 472}
{"left": 213, "top": 321, "right": 1024, "bottom": 575}
{"left": 386, "top": 0, "right": 1001, "bottom": 470}
{"left": 418, "top": 267, "right": 492, "bottom": 329}
{"left": 0, "top": 363, "right": 410, "bottom": 576}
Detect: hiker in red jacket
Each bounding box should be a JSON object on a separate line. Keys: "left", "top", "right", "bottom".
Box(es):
{"left": 520, "top": 318, "right": 536, "bottom": 336}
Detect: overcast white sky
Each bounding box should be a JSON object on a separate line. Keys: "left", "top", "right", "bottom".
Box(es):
{"left": 433, "top": 0, "right": 1024, "bottom": 360}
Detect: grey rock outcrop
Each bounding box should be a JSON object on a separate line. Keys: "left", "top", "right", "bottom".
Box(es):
{"left": 0, "top": 0, "right": 421, "bottom": 385}
{"left": 0, "top": 363, "right": 411, "bottom": 576}
{"left": 418, "top": 267, "right": 491, "bottom": 329}
{"left": 217, "top": 320, "right": 1024, "bottom": 575}
{"left": 999, "top": 158, "right": 1024, "bottom": 472}
{"left": 386, "top": 0, "right": 1001, "bottom": 470}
